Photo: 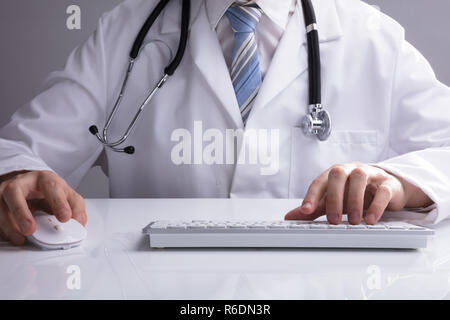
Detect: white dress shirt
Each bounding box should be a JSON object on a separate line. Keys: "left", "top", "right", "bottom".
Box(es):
{"left": 206, "top": 0, "right": 297, "bottom": 79}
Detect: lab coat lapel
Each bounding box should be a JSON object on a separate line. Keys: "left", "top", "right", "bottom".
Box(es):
{"left": 247, "top": 0, "right": 343, "bottom": 122}
{"left": 161, "top": 1, "right": 243, "bottom": 128}
{"left": 248, "top": 3, "right": 307, "bottom": 122}
{"left": 187, "top": 6, "right": 243, "bottom": 128}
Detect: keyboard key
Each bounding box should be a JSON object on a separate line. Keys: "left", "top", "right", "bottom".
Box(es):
{"left": 187, "top": 225, "right": 207, "bottom": 229}
{"left": 288, "top": 224, "right": 308, "bottom": 229}
{"left": 386, "top": 225, "right": 406, "bottom": 230}
{"left": 208, "top": 224, "right": 226, "bottom": 229}
{"left": 268, "top": 225, "right": 288, "bottom": 229}
{"left": 348, "top": 225, "right": 367, "bottom": 230}
{"left": 328, "top": 224, "right": 347, "bottom": 229}
{"left": 367, "top": 225, "right": 386, "bottom": 230}
{"left": 310, "top": 224, "right": 328, "bottom": 229}
{"left": 167, "top": 225, "right": 186, "bottom": 230}
{"left": 150, "top": 222, "right": 167, "bottom": 229}
{"left": 408, "top": 226, "right": 426, "bottom": 231}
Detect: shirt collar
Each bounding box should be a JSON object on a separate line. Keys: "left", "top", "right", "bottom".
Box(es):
{"left": 206, "top": 0, "right": 295, "bottom": 31}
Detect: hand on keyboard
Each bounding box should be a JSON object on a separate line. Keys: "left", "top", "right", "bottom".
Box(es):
{"left": 285, "top": 163, "right": 433, "bottom": 225}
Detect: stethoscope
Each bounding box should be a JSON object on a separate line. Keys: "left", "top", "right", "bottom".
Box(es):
{"left": 89, "top": 0, "right": 331, "bottom": 155}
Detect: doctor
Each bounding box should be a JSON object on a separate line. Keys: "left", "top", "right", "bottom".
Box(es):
{"left": 0, "top": 0, "right": 450, "bottom": 245}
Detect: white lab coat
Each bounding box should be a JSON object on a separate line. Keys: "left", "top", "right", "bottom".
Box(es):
{"left": 1, "top": 0, "right": 450, "bottom": 224}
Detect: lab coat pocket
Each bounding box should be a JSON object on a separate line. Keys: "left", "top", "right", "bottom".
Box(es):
{"left": 289, "top": 128, "right": 379, "bottom": 198}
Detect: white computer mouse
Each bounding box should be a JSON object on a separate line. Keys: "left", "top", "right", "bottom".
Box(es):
{"left": 27, "top": 213, "right": 87, "bottom": 250}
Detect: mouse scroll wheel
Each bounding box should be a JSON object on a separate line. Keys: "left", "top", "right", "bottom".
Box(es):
{"left": 54, "top": 225, "right": 64, "bottom": 231}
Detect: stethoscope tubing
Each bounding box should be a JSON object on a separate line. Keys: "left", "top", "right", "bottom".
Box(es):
{"left": 301, "top": 0, "right": 321, "bottom": 105}
{"left": 89, "top": 0, "right": 191, "bottom": 154}
{"left": 89, "top": 0, "right": 327, "bottom": 154}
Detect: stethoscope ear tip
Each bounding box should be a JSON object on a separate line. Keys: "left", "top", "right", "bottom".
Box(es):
{"left": 124, "top": 146, "right": 135, "bottom": 155}
{"left": 89, "top": 125, "right": 99, "bottom": 135}
{"left": 89, "top": 123, "right": 135, "bottom": 154}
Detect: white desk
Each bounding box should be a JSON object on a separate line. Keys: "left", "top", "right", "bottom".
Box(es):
{"left": 0, "top": 199, "right": 449, "bottom": 300}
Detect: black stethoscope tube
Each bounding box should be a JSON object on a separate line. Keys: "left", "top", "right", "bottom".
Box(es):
{"left": 301, "top": 0, "right": 321, "bottom": 105}
{"left": 166, "top": 0, "right": 190, "bottom": 75}
{"left": 130, "top": 0, "right": 170, "bottom": 60}
{"left": 130, "top": 0, "right": 190, "bottom": 75}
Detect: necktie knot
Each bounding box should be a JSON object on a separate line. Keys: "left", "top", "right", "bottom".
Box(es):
{"left": 226, "top": 4, "right": 263, "bottom": 33}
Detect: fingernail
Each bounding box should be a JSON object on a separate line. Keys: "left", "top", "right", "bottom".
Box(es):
{"left": 348, "top": 212, "right": 360, "bottom": 223}
{"left": 301, "top": 202, "right": 312, "bottom": 212}
{"left": 58, "top": 208, "right": 71, "bottom": 220}
{"left": 21, "top": 220, "right": 31, "bottom": 234}
{"left": 366, "top": 213, "right": 376, "bottom": 224}
{"left": 328, "top": 212, "right": 340, "bottom": 224}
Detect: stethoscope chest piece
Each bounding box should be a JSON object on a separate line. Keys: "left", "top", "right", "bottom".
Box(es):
{"left": 302, "top": 105, "right": 332, "bottom": 141}
{"left": 300, "top": 0, "right": 332, "bottom": 142}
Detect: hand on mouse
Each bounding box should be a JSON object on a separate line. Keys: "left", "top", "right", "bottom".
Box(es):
{"left": 0, "top": 170, "right": 87, "bottom": 245}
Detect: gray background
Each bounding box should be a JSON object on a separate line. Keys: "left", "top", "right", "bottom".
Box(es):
{"left": 0, "top": 0, "right": 449, "bottom": 198}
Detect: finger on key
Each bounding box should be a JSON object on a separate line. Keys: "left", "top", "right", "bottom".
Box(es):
{"left": 2, "top": 182, "right": 35, "bottom": 235}
{"left": 301, "top": 173, "right": 328, "bottom": 215}
{"left": 286, "top": 197, "right": 325, "bottom": 221}
{"left": 365, "top": 183, "right": 393, "bottom": 225}
{"left": 326, "top": 166, "right": 348, "bottom": 224}
{"left": 346, "top": 168, "right": 368, "bottom": 225}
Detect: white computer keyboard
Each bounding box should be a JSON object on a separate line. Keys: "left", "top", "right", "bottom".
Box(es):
{"left": 142, "top": 220, "right": 434, "bottom": 249}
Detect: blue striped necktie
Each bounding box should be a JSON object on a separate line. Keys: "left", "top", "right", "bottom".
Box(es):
{"left": 226, "top": 4, "right": 263, "bottom": 125}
